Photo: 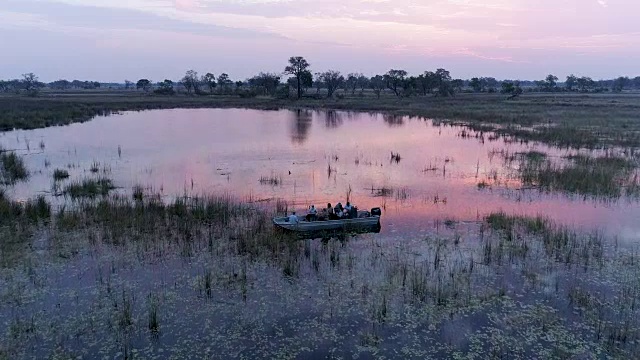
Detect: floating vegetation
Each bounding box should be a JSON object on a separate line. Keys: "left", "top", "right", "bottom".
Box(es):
{"left": 63, "top": 177, "right": 115, "bottom": 199}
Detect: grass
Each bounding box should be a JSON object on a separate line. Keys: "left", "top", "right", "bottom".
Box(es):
{"left": 63, "top": 177, "right": 115, "bottom": 199}
{"left": 0, "top": 150, "right": 29, "bottom": 184}
{"left": 258, "top": 175, "right": 282, "bottom": 186}
{"left": 517, "top": 153, "right": 638, "bottom": 199}
{"left": 2, "top": 91, "right": 640, "bottom": 148}
{"left": 52, "top": 169, "right": 70, "bottom": 181}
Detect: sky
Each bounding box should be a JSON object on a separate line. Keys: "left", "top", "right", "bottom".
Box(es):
{"left": 1, "top": 0, "right": 638, "bottom": 82}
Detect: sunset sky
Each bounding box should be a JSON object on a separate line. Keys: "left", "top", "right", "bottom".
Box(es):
{"left": 1, "top": 0, "right": 638, "bottom": 82}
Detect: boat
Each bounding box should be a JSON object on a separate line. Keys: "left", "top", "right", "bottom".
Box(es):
{"left": 272, "top": 208, "right": 382, "bottom": 235}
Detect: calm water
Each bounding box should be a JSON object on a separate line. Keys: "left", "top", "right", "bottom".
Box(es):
{"left": 2, "top": 108, "right": 640, "bottom": 358}
{"left": 2, "top": 108, "right": 639, "bottom": 241}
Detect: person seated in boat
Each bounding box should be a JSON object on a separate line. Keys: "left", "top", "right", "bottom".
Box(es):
{"left": 288, "top": 211, "right": 299, "bottom": 224}
{"left": 306, "top": 205, "right": 317, "bottom": 222}
{"left": 327, "top": 203, "right": 337, "bottom": 220}
{"left": 334, "top": 203, "right": 344, "bottom": 216}
{"left": 344, "top": 202, "right": 353, "bottom": 219}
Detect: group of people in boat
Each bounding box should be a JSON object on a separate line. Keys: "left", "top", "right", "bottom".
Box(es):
{"left": 288, "top": 202, "right": 358, "bottom": 223}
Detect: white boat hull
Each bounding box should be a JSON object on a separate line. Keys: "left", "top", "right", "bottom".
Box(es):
{"left": 272, "top": 215, "right": 381, "bottom": 234}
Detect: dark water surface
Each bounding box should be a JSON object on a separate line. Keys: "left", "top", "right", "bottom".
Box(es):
{"left": 2, "top": 108, "right": 639, "bottom": 241}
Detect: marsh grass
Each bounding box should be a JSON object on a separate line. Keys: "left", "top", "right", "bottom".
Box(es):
{"left": 63, "top": 177, "right": 115, "bottom": 198}
{"left": 517, "top": 153, "right": 639, "bottom": 199}
{"left": 0, "top": 150, "right": 29, "bottom": 184}
{"left": 132, "top": 185, "right": 144, "bottom": 201}
{"left": 53, "top": 169, "right": 70, "bottom": 181}
{"left": 3, "top": 92, "right": 640, "bottom": 148}
{"left": 258, "top": 175, "right": 282, "bottom": 186}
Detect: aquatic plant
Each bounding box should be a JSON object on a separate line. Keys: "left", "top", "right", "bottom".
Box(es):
{"left": 0, "top": 150, "right": 29, "bottom": 184}
{"left": 63, "top": 177, "right": 115, "bottom": 198}
{"left": 53, "top": 169, "right": 70, "bottom": 181}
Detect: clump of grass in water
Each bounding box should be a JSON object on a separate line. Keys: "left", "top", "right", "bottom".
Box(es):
{"left": 258, "top": 175, "right": 281, "bottom": 186}
{"left": 53, "top": 169, "right": 70, "bottom": 181}
{"left": 485, "top": 212, "right": 603, "bottom": 265}
{"left": 132, "top": 185, "right": 144, "bottom": 201}
{"left": 0, "top": 150, "right": 29, "bottom": 184}
{"left": 64, "top": 177, "right": 115, "bottom": 199}
{"left": 147, "top": 293, "right": 160, "bottom": 333}
{"left": 0, "top": 191, "right": 51, "bottom": 226}
{"left": 390, "top": 151, "right": 401, "bottom": 163}
{"left": 517, "top": 153, "right": 638, "bottom": 199}
{"left": 89, "top": 161, "right": 100, "bottom": 173}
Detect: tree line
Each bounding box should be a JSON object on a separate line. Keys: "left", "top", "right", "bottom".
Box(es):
{"left": 3, "top": 57, "right": 640, "bottom": 98}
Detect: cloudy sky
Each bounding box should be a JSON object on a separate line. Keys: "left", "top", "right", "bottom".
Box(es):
{"left": 1, "top": 0, "right": 638, "bottom": 82}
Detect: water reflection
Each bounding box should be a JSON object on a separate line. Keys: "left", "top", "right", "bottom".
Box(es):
{"left": 289, "top": 109, "right": 312, "bottom": 145}
{"left": 323, "top": 110, "right": 343, "bottom": 129}
{"left": 2, "top": 108, "right": 640, "bottom": 242}
{"left": 383, "top": 114, "right": 404, "bottom": 127}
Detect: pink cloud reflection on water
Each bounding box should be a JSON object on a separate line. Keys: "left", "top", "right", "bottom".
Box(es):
{"left": 1, "top": 108, "right": 639, "bottom": 243}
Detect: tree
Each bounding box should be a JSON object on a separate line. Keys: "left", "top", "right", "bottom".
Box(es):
{"left": 612, "top": 76, "right": 629, "bottom": 93}
{"left": 451, "top": 79, "right": 464, "bottom": 93}
{"left": 124, "top": 80, "right": 133, "bottom": 90}
{"left": 181, "top": 70, "right": 199, "bottom": 94}
{"left": 235, "top": 81, "right": 244, "bottom": 90}
{"left": 313, "top": 73, "right": 324, "bottom": 94}
{"left": 434, "top": 68, "right": 453, "bottom": 96}
{"left": 284, "top": 56, "right": 311, "bottom": 99}
{"left": 565, "top": 74, "right": 577, "bottom": 91}
{"left": 318, "top": 71, "right": 344, "bottom": 98}
{"left": 370, "top": 75, "right": 385, "bottom": 98}
{"left": 357, "top": 75, "right": 369, "bottom": 94}
{"left": 217, "top": 73, "right": 232, "bottom": 91}
{"left": 469, "top": 77, "right": 483, "bottom": 92}
{"left": 384, "top": 69, "right": 407, "bottom": 97}
{"left": 49, "top": 79, "right": 71, "bottom": 90}
{"left": 502, "top": 81, "right": 523, "bottom": 98}
{"left": 346, "top": 73, "right": 362, "bottom": 95}
{"left": 154, "top": 80, "right": 175, "bottom": 95}
{"left": 300, "top": 70, "right": 313, "bottom": 94}
{"left": 576, "top": 76, "right": 595, "bottom": 92}
{"left": 417, "top": 72, "right": 436, "bottom": 95}
{"left": 633, "top": 76, "right": 640, "bottom": 90}
{"left": 21, "top": 73, "right": 41, "bottom": 96}
{"left": 136, "top": 79, "right": 151, "bottom": 92}
{"left": 485, "top": 77, "right": 499, "bottom": 93}
{"left": 542, "top": 74, "right": 558, "bottom": 92}
{"left": 203, "top": 73, "right": 216, "bottom": 93}
{"left": 248, "top": 72, "right": 280, "bottom": 96}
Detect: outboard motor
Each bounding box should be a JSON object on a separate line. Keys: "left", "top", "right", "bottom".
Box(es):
{"left": 370, "top": 207, "right": 382, "bottom": 216}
